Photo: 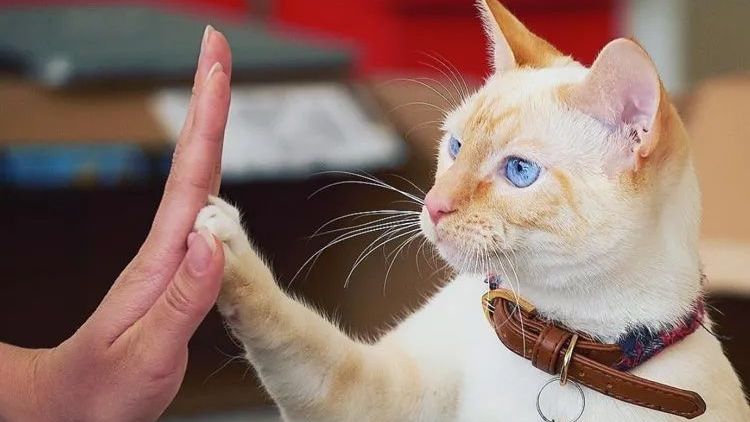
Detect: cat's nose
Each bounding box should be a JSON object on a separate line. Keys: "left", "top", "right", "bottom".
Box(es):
{"left": 425, "top": 190, "right": 457, "bottom": 224}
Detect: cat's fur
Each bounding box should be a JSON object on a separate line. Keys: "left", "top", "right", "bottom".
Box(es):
{"left": 195, "top": 1, "right": 750, "bottom": 420}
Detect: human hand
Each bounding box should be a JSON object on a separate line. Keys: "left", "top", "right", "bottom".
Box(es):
{"left": 0, "top": 26, "right": 232, "bottom": 422}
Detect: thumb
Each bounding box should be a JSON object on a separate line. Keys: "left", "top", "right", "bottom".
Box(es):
{"left": 139, "top": 230, "right": 224, "bottom": 352}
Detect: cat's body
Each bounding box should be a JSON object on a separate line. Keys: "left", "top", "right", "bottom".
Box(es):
{"left": 195, "top": 1, "right": 750, "bottom": 420}
{"left": 197, "top": 199, "right": 747, "bottom": 421}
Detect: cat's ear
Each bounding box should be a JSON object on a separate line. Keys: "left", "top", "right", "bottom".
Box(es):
{"left": 569, "top": 38, "right": 662, "bottom": 170}
{"left": 478, "top": 0, "right": 566, "bottom": 72}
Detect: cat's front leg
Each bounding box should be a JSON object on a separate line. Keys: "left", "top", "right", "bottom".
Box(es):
{"left": 194, "top": 197, "right": 452, "bottom": 422}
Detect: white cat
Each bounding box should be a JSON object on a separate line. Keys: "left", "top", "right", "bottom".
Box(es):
{"left": 195, "top": 1, "right": 750, "bottom": 420}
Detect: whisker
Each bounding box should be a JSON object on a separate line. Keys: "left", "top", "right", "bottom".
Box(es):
{"left": 429, "top": 50, "right": 471, "bottom": 98}
{"left": 381, "top": 77, "right": 458, "bottom": 108}
{"left": 309, "top": 171, "right": 425, "bottom": 205}
{"left": 344, "top": 226, "right": 421, "bottom": 288}
{"left": 310, "top": 214, "right": 419, "bottom": 238}
{"left": 389, "top": 101, "right": 450, "bottom": 117}
{"left": 288, "top": 220, "right": 420, "bottom": 287}
{"left": 386, "top": 173, "right": 428, "bottom": 196}
{"left": 404, "top": 119, "right": 445, "bottom": 141}
{"left": 382, "top": 230, "right": 423, "bottom": 294}
{"left": 310, "top": 209, "right": 421, "bottom": 237}
{"left": 417, "top": 54, "right": 465, "bottom": 104}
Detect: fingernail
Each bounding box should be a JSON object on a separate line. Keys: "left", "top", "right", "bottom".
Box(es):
{"left": 200, "top": 25, "right": 214, "bottom": 60}
{"left": 186, "top": 229, "right": 216, "bottom": 276}
{"left": 205, "top": 62, "right": 223, "bottom": 86}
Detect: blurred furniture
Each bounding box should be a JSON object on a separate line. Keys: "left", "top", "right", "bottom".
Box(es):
{"left": 0, "top": 6, "right": 350, "bottom": 87}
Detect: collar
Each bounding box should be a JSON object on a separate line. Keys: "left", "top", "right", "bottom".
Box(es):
{"left": 483, "top": 275, "right": 707, "bottom": 419}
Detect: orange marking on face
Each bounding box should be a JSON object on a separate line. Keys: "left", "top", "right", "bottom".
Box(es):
{"left": 465, "top": 104, "right": 520, "bottom": 143}
{"left": 550, "top": 168, "right": 582, "bottom": 221}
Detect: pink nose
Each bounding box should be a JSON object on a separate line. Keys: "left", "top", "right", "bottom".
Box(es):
{"left": 425, "top": 190, "right": 457, "bottom": 224}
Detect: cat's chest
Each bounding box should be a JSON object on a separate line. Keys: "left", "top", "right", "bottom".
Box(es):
{"left": 395, "top": 276, "right": 604, "bottom": 421}
{"left": 449, "top": 290, "right": 564, "bottom": 420}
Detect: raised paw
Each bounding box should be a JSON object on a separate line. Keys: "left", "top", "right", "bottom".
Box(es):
{"left": 195, "top": 196, "right": 246, "bottom": 254}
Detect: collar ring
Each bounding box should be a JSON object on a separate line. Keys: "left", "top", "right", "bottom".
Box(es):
{"left": 559, "top": 333, "right": 579, "bottom": 386}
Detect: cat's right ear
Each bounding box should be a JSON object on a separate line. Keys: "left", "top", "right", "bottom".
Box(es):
{"left": 478, "top": 0, "right": 565, "bottom": 72}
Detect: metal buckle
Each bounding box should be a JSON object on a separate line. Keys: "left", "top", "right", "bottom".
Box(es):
{"left": 559, "top": 333, "right": 579, "bottom": 386}
{"left": 481, "top": 289, "right": 536, "bottom": 324}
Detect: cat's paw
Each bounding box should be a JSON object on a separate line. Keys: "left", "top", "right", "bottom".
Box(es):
{"left": 194, "top": 196, "right": 245, "bottom": 255}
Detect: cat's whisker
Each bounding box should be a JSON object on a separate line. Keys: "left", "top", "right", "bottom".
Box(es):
{"left": 415, "top": 237, "right": 431, "bottom": 275}
{"left": 404, "top": 120, "right": 444, "bottom": 141}
{"left": 387, "top": 173, "right": 428, "bottom": 197}
{"left": 490, "top": 248, "right": 527, "bottom": 351}
{"left": 503, "top": 252, "right": 527, "bottom": 352}
{"left": 377, "top": 77, "right": 457, "bottom": 108}
{"left": 344, "top": 224, "right": 421, "bottom": 288}
{"left": 309, "top": 171, "right": 425, "bottom": 205}
{"left": 311, "top": 209, "right": 421, "bottom": 237}
{"left": 418, "top": 60, "right": 463, "bottom": 106}
{"left": 428, "top": 50, "right": 471, "bottom": 99}
{"left": 389, "top": 101, "right": 450, "bottom": 118}
{"left": 418, "top": 51, "right": 467, "bottom": 103}
{"left": 382, "top": 230, "right": 424, "bottom": 294}
{"left": 309, "top": 180, "right": 425, "bottom": 205}
{"left": 383, "top": 78, "right": 458, "bottom": 109}
{"left": 289, "top": 220, "right": 421, "bottom": 287}
{"left": 314, "top": 220, "right": 420, "bottom": 251}
{"left": 311, "top": 214, "right": 420, "bottom": 238}
{"left": 388, "top": 199, "right": 425, "bottom": 211}
{"left": 412, "top": 76, "right": 461, "bottom": 107}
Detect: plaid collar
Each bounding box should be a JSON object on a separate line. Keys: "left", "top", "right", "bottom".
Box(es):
{"left": 485, "top": 275, "right": 706, "bottom": 371}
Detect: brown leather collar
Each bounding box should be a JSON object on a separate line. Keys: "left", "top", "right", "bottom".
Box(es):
{"left": 483, "top": 290, "right": 706, "bottom": 419}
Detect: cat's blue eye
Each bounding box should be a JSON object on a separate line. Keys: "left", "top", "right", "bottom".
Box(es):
{"left": 448, "top": 136, "right": 462, "bottom": 159}
{"left": 504, "top": 156, "right": 541, "bottom": 188}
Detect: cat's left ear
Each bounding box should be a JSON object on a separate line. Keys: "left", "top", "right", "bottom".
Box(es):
{"left": 479, "top": 0, "right": 566, "bottom": 72}
{"left": 569, "top": 38, "right": 662, "bottom": 169}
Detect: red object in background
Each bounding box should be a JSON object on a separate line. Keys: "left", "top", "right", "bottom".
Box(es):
{"left": 273, "top": 0, "right": 616, "bottom": 78}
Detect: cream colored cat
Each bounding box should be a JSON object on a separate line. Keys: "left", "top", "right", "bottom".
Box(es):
{"left": 195, "top": 1, "right": 750, "bottom": 420}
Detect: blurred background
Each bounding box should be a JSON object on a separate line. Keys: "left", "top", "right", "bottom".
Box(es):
{"left": 0, "top": 1, "right": 748, "bottom": 420}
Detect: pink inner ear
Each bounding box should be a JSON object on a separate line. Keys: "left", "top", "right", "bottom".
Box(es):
{"left": 572, "top": 39, "right": 660, "bottom": 132}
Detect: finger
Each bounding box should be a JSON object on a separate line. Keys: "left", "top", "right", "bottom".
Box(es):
{"left": 201, "top": 30, "right": 231, "bottom": 197}
{"left": 179, "top": 27, "right": 233, "bottom": 141}
{"left": 146, "top": 64, "right": 231, "bottom": 269}
{"left": 138, "top": 230, "right": 224, "bottom": 354}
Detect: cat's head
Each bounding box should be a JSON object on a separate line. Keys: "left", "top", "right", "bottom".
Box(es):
{"left": 420, "top": 0, "right": 698, "bottom": 286}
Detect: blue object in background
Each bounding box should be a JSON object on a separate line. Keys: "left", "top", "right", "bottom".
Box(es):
{"left": 1, "top": 144, "right": 156, "bottom": 188}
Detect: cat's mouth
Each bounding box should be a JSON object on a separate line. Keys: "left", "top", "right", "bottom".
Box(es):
{"left": 420, "top": 209, "right": 485, "bottom": 273}
{"left": 419, "top": 207, "right": 519, "bottom": 274}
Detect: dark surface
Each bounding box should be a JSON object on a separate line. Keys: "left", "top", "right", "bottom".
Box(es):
{"left": 708, "top": 295, "right": 750, "bottom": 390}
{"left": 0, "top": 160, "right": 444, "bottom": 414}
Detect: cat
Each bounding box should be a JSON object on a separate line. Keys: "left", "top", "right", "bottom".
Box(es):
{"left": 194, "top": 1, "right": 750, "bottom": 420}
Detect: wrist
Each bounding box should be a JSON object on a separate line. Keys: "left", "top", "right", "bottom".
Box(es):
{"left": 0, "top": 343, "right": 51, "bottom": 421}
